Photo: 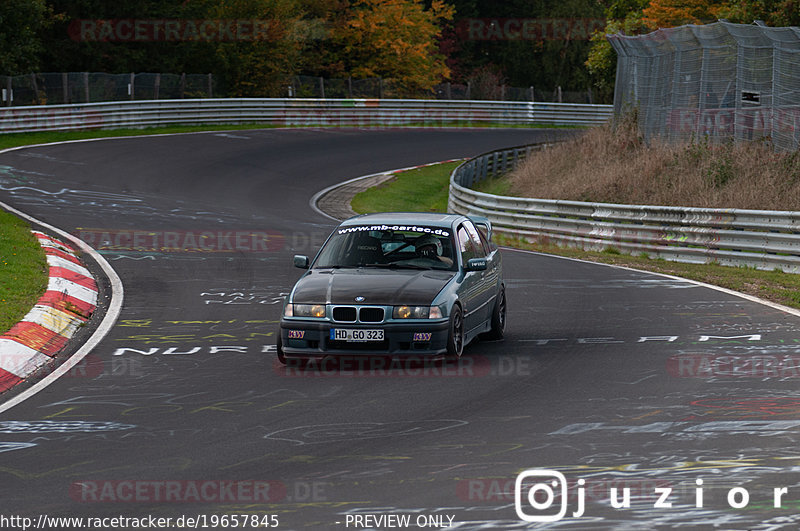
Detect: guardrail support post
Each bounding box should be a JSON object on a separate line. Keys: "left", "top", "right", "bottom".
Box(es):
{"left": 84, "top": 72, "right": 89, "bottom": 102}
{"left": 208, "top": 73, "right": 213, "bottom": 98}
{"left": 129, "top": 73, "right": 134, "bottom": 100}
{"left": 154, "top": 73, "right": 161, "bottom": 100}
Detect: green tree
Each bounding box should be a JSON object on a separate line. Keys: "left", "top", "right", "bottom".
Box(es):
{"left": 41, "top": 0, "right": 215, "bottom": 74}
{"left": 586, "top": 0, "right": 648, "bottom": 97}
{"left": 444, "top": 0, "right": 605, "bottom": 100}
{"left": 719, "top": 0, "right": 800, "bottom": 25}
{"left": 0, "top": 0, "right": 55, "bottom": 74}
{"left": 204, "top": 0, "right": 306, "bottom": 97}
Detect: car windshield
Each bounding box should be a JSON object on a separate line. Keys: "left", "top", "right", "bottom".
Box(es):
{"left": 313, "top": 225, "right": 457, "bottom": 271}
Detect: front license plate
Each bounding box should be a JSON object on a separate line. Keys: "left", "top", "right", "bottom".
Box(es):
{"left": 330, "top": 328, "right": 384, "bottom": 342}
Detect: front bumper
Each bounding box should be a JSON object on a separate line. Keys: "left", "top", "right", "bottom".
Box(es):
{"left": 279, "top": 319, "right": 450, "bottom": 357}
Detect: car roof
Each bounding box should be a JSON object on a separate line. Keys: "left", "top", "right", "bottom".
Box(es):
{"left": 340, "top": 212, "right": 465, "bottom": 229}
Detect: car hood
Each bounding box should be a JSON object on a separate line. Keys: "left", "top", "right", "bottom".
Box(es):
{"left": 292, "top": 268, "right": 455, "bottom": 306}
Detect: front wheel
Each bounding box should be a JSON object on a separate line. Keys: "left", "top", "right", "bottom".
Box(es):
{"left": 446, "top": 305, "right": 464, "bottom": 359}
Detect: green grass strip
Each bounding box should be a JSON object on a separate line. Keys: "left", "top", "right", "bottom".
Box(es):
{"left": 351, "top": 161, "right": 463, "bottom": 214}
{"left": 0, "top": 209, "right": 47, "bottom": 333}
{"left": 349, "top": 161, "right": 800, "bottom": 311}
{"left": 0, "top": 124, "right": 284, "bottom": 151}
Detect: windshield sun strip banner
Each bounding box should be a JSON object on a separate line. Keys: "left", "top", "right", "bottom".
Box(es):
{"left": 337, "top": 225, "right": 450, "bottom": 237}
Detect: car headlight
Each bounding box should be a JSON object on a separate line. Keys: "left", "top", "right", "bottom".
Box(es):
{"left": 284, "top": 303, "right": 326, "bottom": 318}
{"left": 393, "top": 306, "right": 443, "bottom": 319}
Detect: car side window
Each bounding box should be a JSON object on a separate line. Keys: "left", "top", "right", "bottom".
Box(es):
{"left": 457, "top": 226, "right": 476, "bottom": 265}
{"left": 464, "top": 221, "right": 487, "bottom": 258}
{"left": 476, "top": 228, "right": 492, "bottom": 254}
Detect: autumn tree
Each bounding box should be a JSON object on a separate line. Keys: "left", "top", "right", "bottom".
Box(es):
{"left": 335, "top": 0, "right": 455, "bottom": 96}
{"left": 641, "top": 0, "right": 727, "bottom": 29}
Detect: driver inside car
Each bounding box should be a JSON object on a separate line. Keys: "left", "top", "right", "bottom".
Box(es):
{"left": 415, "top": 234, "right": 454, "bottom": 266}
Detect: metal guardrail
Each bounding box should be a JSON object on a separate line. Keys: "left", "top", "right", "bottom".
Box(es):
{"left": 448, "top": 143, "right": 800, "bottom": 273}
{"left": 0, "top": 98, "right": 613, "bottom": 133}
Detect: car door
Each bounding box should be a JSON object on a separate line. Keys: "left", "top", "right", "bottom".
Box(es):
{"left": 456, "top": 222, "right": 490, "bottom": 334}
{"left": 464, "top": 220, "right": 497, "bottom": 326}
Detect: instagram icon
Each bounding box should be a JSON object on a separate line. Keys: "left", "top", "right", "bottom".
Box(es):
{"left": 515, "top": 469, "right": 584, "bottom": 522}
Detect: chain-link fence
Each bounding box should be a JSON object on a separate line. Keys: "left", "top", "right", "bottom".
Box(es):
{"left": 608, "top": 21, "right": 800, "bottom": 152}
{"left": 1, "top": 72, "right": 596, "bottom": 106}
{"left": 0, "top": 73, "right": 215, "bottom": 106}
{"left": 291, "top": 75, "right": 596, "bottom": 103}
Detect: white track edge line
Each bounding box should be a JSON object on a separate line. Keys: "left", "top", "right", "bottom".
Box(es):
{"left": 0, "top": 199, "right": 124, "bottom": 415}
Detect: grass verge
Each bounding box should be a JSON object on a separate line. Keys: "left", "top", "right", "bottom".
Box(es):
{"left": 0, "top": 124, "right": 283, "bottom": 151}
{"left": 0, "top": 209, "right": 48, "bottom": 333}
{"left": 350, "top": 161, "right": 800, "bottom": 312}
{"left": 351, "top": 161, "right": 463, "bottom": 214}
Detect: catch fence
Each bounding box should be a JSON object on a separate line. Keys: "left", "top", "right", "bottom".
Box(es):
{"left": 608, "top": 21, "right": 800, "bottom": 152}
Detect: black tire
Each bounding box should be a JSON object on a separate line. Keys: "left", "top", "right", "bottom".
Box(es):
{"left": 483, "top": 287, "right": 506, "bottom": 341}
{"left": 276, "top": 334, "right": 287, "bottom": 365}
{"left": 446, "top": 304, "right": 464, "bottom": 359}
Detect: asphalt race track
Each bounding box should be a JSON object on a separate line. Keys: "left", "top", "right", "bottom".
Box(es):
{"left": 3, "top": 128, "right": 800, "bottom": 530}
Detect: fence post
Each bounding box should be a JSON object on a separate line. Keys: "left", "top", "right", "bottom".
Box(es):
{"left": 180, "top": 73, "right": 186, "bottom": 98}
{"left": 208, "top": 73, "right": 213, "bottom": 98}
{"left": 319, "top": 76, "right": 325, "bottom": 98}
{"left": 379, "top": 78, "right": 384, "bottom": 99}
{"left": 62, "top": 72, "right": 69, "bottom": 104}
{"left": 466, "top": 82, "right": 471, "bottom": 100}
{"left": 529, "top": 86, "right": 534, "bottom": 101}
{"left": 31, "top": 74, "right": 39, "bottom": 104}
{"left": 154, "top": 73, "right": 161, "bottom": 100}
{"left": 347, "top": 76, "right": 352, "bottom": 98}
{"left": 129, "top": 73, "right": 135, "bottom": 100}
{"left": 84, "top": 72, "right": 89, "bottom": 102}
{"left": 501, "top": 84, "right": 505, "bottom": 101}
{"left": 5, "top": 77, "right": 11, "bottom": 106}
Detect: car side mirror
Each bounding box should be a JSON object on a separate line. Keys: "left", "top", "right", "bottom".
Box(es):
{"left": 465, "top": 258, "right": 488, "bottom": 272}
{"left": 293, "top": 255, "right": 310, "bottom": 269}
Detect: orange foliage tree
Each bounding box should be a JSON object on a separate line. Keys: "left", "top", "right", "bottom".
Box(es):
{"left": 641, "top": 0, "right": 728, "bottom": 30}
{"left": 336, "top": 0, "right": 455, "bottom": 96}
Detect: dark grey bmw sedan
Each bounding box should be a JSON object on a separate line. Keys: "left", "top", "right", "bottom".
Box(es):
{"left": 277, "top": 212, "right": 505, "bottom": 364}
